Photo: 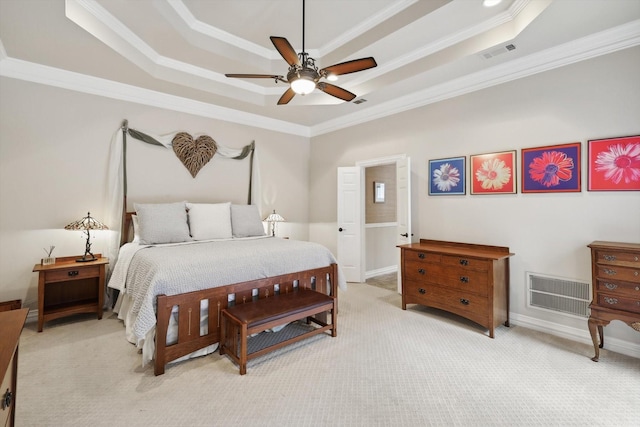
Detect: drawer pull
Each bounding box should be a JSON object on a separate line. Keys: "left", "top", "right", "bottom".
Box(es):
{"left": 418, "top": 253, "right": 425, "bottom": 259}
{"left": 2, "top": 388, "right": 12, "bottom": 410}
{"left": 635, "top": 271, "right": 639, "bottom": 277}
{"left": 603, "top": 297, "right": 618, "bottom": 305}
{"left": 418, "top": 288, "right": 426, "bottom": 295}
{"left": 459, "top": 298, "right": 470, "bottom": 305}
{"left": 603, "top": 268, "right": 617, "bottom": 276}
{"left": 418, "top": 269, "right": 426, "bottom": 275}
{"left": 603, "top": 254, "right": 617, "bottom": 261}
{"left": 459, "top": 259, "right": 469, "bottom": 266}
{"left": 68, "top": 270, "right": 79, "bottom": 277}
{"left": 460, "top": 276, "right": 469, "bottom": 283}
{"left": 635, "top": 287, "right": 639, "bottom": 291}
{"left": 604, "top": 283, "right": 618, "bottom": 290}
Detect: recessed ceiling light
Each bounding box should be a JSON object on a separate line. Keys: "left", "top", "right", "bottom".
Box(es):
{"left": 483, "top": 0, "right": 502, "bottom": 7}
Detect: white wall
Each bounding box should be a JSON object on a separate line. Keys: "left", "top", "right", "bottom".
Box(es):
{"left": 0, "top": 77, "right": 310, "bottom": 308}
{"left": 308, "top": 48, "right": 640, "bottom": 351}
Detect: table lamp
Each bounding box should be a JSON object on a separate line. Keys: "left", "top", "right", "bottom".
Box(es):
{"left": 64, "top": 212, "right": 108, "bottom": 262}
{"left": 263, "top": 210, "right": 285, "bottom": 237}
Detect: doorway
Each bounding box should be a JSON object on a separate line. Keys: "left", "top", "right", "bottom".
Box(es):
{"left": 337, "top": 154, "right": 411, "bottom": 293}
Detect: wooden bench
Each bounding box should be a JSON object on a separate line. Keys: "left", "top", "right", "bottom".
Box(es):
{"left": 219, "top": 288, "right": 337, "bottom": 375}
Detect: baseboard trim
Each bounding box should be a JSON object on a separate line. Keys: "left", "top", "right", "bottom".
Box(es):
{"left": 365, "top": 266, "right": 397, "bottom": 280}
{"left": 510, "top": 312, "right": 640, "bottom": 359}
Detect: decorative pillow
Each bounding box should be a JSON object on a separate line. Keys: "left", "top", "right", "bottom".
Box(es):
{"left": 131, "top": 214, "right": 140, "bottom": 243}
{"left": 230, "top": 204, "right": 266, "bottom": 238}
{"left": 186, "top": 202, "right": 232, "bottom": 240}
{"left": 134, "top": 202, "right": 191, "bottom": 244}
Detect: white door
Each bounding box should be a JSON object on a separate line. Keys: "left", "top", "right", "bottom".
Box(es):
{"left": 396, "top": 157, "right": 412, "bottom": 293}
{"left": 337, "top": 167, "right": 364, "bottom": 282}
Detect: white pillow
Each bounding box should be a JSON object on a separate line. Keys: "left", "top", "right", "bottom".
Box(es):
{"left": 131, "top": 214, "right": 140, "bottom": 243}
{"left": 230, "top": 204, "right": 266, "bottom": 238}
{"left": 134, "top": 202, "right": 191, "bottom": 244}
{"left": 186, "top": 202, "right": 233, "bottom": 240}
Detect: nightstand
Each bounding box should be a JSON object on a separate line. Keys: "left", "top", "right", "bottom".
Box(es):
{"left": 32, "top": 255, "right": 108, "bottom": 332}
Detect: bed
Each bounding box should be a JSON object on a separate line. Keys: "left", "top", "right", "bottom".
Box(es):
{"left": 108, "top": 201, "right": 344, "bottom": 375}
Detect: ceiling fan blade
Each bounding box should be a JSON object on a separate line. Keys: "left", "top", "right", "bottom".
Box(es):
{"left": 321, "top": 57, "right": 377, "bottom": 76}
{"left": 277, "top": 88, "right": 296, "bottom": 105}
{"left": 225, "top": 73, "right": 286, "bottom": 81}
{"left": 270, "top": 37, "right": 301, "bottom": 67}
{"left": 317, "top": 82, "right": 356, "bottom": 102}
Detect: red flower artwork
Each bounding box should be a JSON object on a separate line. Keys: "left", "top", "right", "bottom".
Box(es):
{"left": 528, "top": 151, "right": 574, "bottom": 187}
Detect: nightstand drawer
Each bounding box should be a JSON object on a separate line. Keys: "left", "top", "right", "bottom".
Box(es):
{"left": 45, "top": 266, "right": 100, "bottom": 283}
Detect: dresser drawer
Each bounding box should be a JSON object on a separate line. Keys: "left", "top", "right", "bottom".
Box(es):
{"left": 441, "top": 255, "right": 489, "bottom": 272}
{"left": 404, "top": 259, "right": 443, "bottom": 282}
{"left": 596, "top": 293, "right": 640, "bottom": 314}
{"left": 439, "top": 269, "right": 488, "bottom": 296}
{"left": 415, "top": 284, "right": 490, "bottom": 327}
{"left": 595, "top": 249, "right": 640, "bottom": 267}
{"left": 45, "top": 266, "right": 100, "bottom": 283}
{"left": 0, "top": 351, "right": 15, "bottom": 427}
{"left": 404, "top": 250, "right": 441, "bottom": 264}
{"left": 595, "top": 279, "right": 640, "bottom": 299}
{"left": 595, "top": 265, "right": 640, "bottom": 284}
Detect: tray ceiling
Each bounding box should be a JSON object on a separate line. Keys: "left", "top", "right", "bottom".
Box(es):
{"left": 0, "top": 0, "right": 639, "bottom": 136}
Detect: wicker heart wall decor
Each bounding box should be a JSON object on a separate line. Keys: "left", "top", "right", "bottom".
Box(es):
{"left": 172, "top": 132, "right": 217, "bottom": 178}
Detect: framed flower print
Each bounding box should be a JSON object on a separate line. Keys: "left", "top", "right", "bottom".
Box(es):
{"left": 428, "top": 156, "right": 466, "bottom": 195}
{"left": 470, "top": 150, "right": 516, "bottom": 195}
{"left": 521, "top": 142, "right": 581, "bottom": 193}
{"left": 588, "top": 135, "right": 640, "bottom": 191}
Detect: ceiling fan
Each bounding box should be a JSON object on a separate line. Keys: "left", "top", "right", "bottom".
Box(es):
{"left": 225, "top": 0, "right": 377, "bottom": 105}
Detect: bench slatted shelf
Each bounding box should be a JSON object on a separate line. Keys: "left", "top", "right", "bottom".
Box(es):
{"left": 220, "top": 288, "right": 337, "bottom": 375}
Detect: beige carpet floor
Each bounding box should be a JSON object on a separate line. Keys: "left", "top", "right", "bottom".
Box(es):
{"left": 16, "top": 281, "right": 640, "bottom": 426}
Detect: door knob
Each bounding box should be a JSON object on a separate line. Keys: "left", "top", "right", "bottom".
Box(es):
{"left": 400, "top": 233, "right": 409, "bottom": 237}
{"left": 338, "top": 227, "right": 344, "bottom": 232}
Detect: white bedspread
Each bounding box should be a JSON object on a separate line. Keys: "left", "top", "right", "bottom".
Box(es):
{"left": 108, "top": 237, "right": 345, "bottom": 345}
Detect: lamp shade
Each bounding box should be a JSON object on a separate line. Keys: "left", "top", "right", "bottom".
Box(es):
{"left": 264, "top": 210, "right": 285, "bottom": 223}
{"left": 64, "top": 212, "right": 108, "bottom": 231}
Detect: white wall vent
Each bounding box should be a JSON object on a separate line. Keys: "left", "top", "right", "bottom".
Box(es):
{"left": 526, "top": 272, "right": 591, "bottom": 318}
{"left": 481, "top": 43, "right": 516, "bottom": 59}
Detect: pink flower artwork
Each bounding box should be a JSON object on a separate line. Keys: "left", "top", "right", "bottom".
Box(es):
{"left": 588, "top": 136, "right": 640, "bottom": 191}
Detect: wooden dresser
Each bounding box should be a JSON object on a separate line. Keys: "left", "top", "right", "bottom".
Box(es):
{"left": 398, "top": 239, "right": 514, "bottom": 338}
{"left": 587, "top": 241, "right": 640, "bottom": 362}
{"left": 1, "top": 308, "right": 28, "bottom": 427}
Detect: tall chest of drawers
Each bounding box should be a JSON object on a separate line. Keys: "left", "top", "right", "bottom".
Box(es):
{"left": 587, "top": 241, "right": 640, "bottom": 362}
{"left": 399, "top": 239, "right": 514, "bottom": 338}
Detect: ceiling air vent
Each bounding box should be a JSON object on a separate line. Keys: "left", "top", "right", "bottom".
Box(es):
{"left": 481, "top": 43, "right": 516, "bottom": 59}
{"left": 353, "top": 98, "right": 367, "bottom": 105}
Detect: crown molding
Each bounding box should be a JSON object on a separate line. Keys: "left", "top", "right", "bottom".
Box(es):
{"left": 1, "top": 20, "right": 637, "bottom": 139}
{"left": 310, "top": 20, "right": 640, "bottom": 137}
{"left": 66, "top": 0, "right": 527, "bottom": 101}
{"left": 0, "top": 56, "right": 310, "bottom": 137}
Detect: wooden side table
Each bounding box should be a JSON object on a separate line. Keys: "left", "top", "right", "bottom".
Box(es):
{"left": 33, "top": 255, "right": 108, "bottom": 332}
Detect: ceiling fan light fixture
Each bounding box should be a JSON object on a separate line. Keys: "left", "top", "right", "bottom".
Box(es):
{"left": 326, "top": 73, "right": 338, "bottom": 82}
{"left": 289, "top": 68, "right": 317, "bottom": 95}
